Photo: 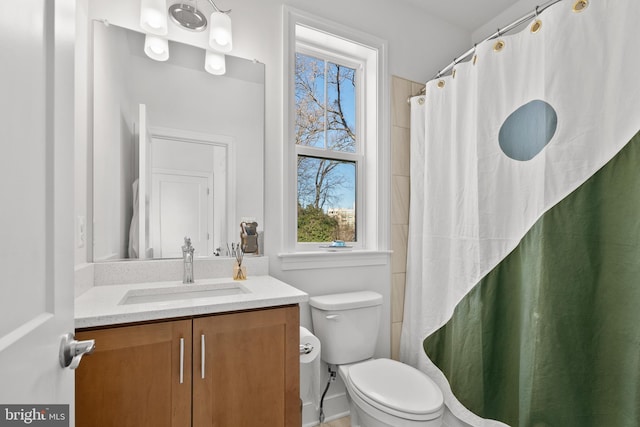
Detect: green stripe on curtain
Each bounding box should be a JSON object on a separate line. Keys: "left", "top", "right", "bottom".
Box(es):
{"left": 424, "top": 131, "right": 640, "bottom": 427}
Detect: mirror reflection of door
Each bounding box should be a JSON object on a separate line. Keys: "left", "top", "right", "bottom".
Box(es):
{"left": 133, "top": 104, "right": 227, "bottom": 259}
{"left": 140, "top": 125, "right": 227, "bottom": 259}
{"left": 152, "top": 171, "right": 213, "bottom": 258}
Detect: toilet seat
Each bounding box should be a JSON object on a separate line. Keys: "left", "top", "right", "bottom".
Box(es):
{"left": 347, "top": 359, "right": 444, "bottom": 421}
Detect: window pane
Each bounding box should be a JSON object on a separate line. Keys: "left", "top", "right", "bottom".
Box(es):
{"left": 327, "top": 62, "right": 356, "bottom": 153}
{"left": 295, "top": 53, "right": 325, "bottom": 149}
{"left": 297, "top": 155, "right": 356, "bottom": 242}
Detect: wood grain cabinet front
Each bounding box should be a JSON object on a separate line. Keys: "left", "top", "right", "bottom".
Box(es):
{"left": 192, "top": 305, "right": 300, "bottom": 427}
{"left": 75, "top": 305, "right": 300, "bottom": 427}
{"left": 75, "top": 319, "right": 192, "bottom": 427}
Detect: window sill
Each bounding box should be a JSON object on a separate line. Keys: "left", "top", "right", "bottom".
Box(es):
{"left": 277, "top": 250, "right": 391, "bottom": 271}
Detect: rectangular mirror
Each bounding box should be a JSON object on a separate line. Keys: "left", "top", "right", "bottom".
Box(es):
{"left": 91, "top": 22, "right": 264, "bottom": 261}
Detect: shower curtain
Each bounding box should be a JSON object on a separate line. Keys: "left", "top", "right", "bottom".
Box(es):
{"left": 401, "top": 1, "right": 640, "bottom": 426}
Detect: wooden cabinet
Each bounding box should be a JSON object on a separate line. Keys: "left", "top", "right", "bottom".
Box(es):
{"left": 76, "top": 305, "right": 300, "bottom": 427}
{"left": 75, "top": 319, "right": 192, "bottom": 426}
{"left": 193, "top": 306, "right": 300, "bottom": 426}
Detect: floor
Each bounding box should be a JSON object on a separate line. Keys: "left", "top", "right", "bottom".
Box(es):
{"left": 321, "top": 416, "right": 350, "bottom": 427}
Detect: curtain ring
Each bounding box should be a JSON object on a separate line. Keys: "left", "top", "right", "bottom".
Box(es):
{"left": 531, "top": 5, "right": 542, "bottom": 33}
{"left": 573, "top": 0, "right": 588, "bottom": 12}
{"left": 497, "top": 27, "right": 502, "bottom": 37}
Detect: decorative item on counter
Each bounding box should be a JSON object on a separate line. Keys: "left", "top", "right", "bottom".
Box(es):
{"left": 181, "top": 237, "right": 195, "bottom": 284}
{"left": 233, "top": 243, "right": 246, "bottom": 280}
{"left": 240, "top": 221, "right": 259, "bottom": 254}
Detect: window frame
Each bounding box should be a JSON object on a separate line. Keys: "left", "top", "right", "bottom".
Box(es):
{"left": 282, "top": 6, "right": 390, "bottom": 266}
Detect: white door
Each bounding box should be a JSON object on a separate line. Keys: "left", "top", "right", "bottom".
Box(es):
{"left": 0, "top": 0, "right": 76, "bottom": 417}
{"left": 151, "top": 172, "right": 213, "bottom": 258}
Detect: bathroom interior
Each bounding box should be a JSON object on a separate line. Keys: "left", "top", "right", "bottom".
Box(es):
{"left": 2, "top": 0, "right": 639, "bottom": 426}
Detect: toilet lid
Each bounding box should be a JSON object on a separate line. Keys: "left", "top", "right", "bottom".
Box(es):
{"left": 348, "top": 359, "right": 443, "bottom": 416}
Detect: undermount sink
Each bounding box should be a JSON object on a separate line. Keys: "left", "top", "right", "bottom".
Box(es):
{"left": 119, "top": 282, "right": 249, "bottom": 305}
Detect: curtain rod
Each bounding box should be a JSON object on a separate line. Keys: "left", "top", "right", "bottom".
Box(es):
{"left": 434, "top": 0, "right": 563, "bottom": 79}
{"left": 408, "top": 0, "right": 565, "bottom": 102}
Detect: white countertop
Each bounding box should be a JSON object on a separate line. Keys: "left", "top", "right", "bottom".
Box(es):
{"left": 75, "top": 275, "right": 308, "bottom": 329}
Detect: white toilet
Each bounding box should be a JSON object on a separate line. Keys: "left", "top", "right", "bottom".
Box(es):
{"left": 309, "top": 291, "right": 444, "bottom": 427}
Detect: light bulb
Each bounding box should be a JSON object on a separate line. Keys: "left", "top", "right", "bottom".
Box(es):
{"left": 144, "top": 35, "right": 169, "bottom": 61}
{"left": 140, "top": 0, "right": 168, "bottom": 35}
{"left": 205, "top": 50, "right": 226, "bottom": 75}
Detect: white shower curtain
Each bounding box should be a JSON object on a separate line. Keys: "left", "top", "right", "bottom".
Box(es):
{"left": 401, "top": 1, "right": 640, "bottom": 425}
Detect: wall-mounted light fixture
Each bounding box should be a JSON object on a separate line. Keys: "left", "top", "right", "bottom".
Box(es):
{"left": 141, "top": 0, "right": 232, "bottom": 73}
{"left": 205, "top": 1, "right": 231, "bottom": 74}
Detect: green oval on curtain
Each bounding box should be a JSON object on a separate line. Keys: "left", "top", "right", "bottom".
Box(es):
{"left": 498, "top": 100, "right": 558, "bottom": 161}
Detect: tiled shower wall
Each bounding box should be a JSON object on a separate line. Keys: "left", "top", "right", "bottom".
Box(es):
{"left": 390, "top": 76, "right": 424, "bottom": 360}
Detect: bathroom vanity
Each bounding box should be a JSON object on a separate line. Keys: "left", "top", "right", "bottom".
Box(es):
{"left": 74, "top": 275, "right": 307, "bottom": 426}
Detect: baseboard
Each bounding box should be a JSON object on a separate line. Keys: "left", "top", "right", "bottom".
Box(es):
{"left": 302, "top": 391, "right": 350, "bottom": 427}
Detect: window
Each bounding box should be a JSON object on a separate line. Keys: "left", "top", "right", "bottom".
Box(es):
{"left": 283, "top": 7, "right": 389, "bottom": 260}
{"left": 295, "top": 51, "right": 360, "bottom": 243}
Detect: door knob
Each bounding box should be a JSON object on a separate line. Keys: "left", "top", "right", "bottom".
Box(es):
{"left": 59, "top": 333, "right": 95, "bottom": 369}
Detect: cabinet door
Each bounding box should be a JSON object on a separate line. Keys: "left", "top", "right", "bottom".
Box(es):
{"left": 76, "top": 320, "right": 192, "bottom": 427}
{"left": 193, "top": 306, "right": 300, "bottom": 427}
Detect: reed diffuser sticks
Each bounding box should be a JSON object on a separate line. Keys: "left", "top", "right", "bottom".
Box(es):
{"left": 233, "top": 243, "right": 246, "bottom": 280}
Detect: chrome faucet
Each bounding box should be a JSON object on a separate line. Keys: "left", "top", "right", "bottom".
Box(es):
{"left": 182, "top": 237, "right": 195, "bottom": 284}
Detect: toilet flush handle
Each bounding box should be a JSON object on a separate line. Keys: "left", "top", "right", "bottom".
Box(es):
{"left": 326, "top": 314, "right": 340, "bottom": 320}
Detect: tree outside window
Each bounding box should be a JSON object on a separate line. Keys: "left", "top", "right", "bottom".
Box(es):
{"left": 295, "top": 52, "right": 358, "bottom": 243}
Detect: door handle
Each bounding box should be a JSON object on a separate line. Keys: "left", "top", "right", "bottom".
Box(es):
{"left": 59, "top": 333, "right": 95, "bottom": 369}
{"left": 201, "top": 334, "right": 205, "bottom": 379}
{"left": 179, "top": 338, "right": 185, "bottom": 384}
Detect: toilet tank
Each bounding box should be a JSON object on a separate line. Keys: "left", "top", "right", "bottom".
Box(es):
{"left": 309, "top": 291, "right": 383, "bottom": 365}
